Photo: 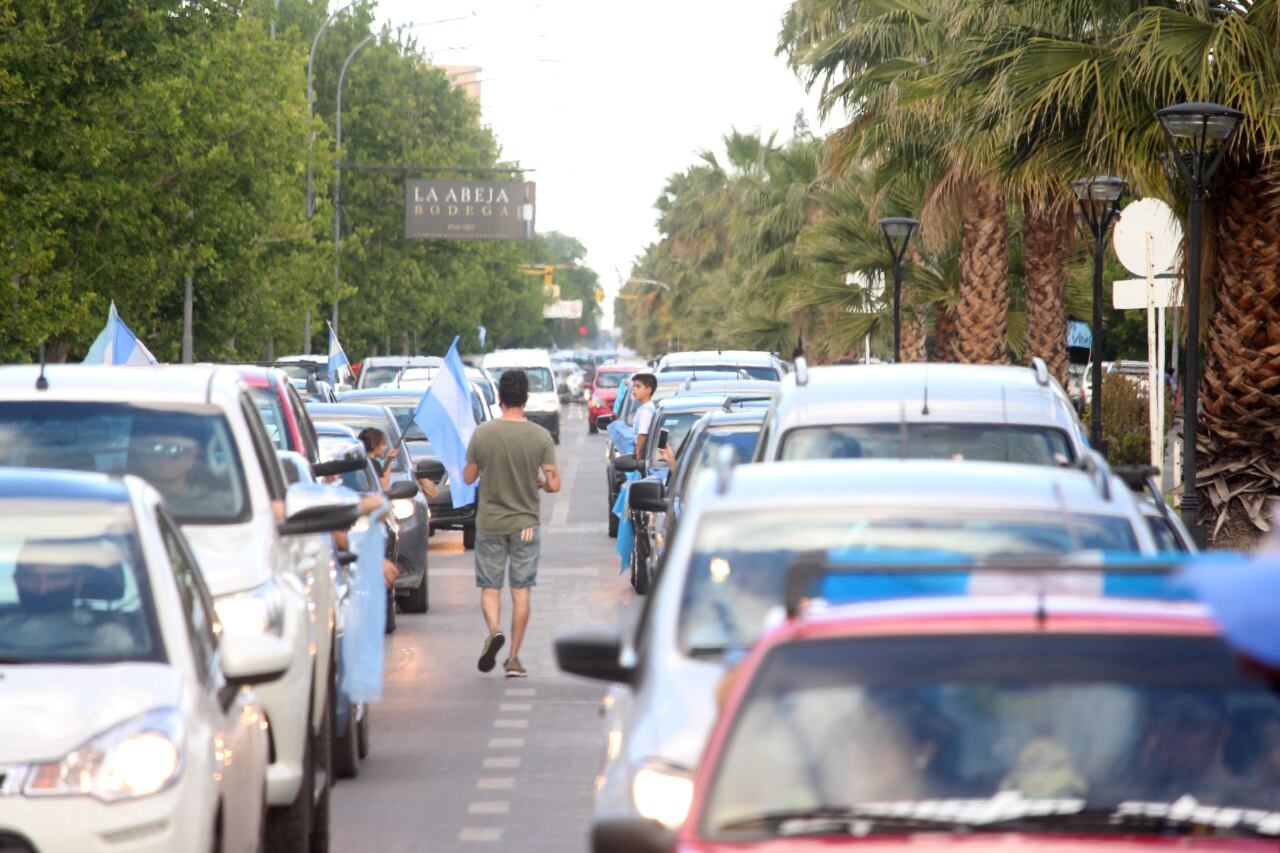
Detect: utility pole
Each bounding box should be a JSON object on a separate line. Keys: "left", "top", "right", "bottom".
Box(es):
{"left": 181, "top": 208, "right": 195, "bottom": 364}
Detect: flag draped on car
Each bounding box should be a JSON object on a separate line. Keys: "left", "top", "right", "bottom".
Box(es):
{"left": 343, "top": 506, "right": 389, "bottom": 702}
{"left": 83, "top": 302, "right": 158, "bottom": 366}
{"left": 412, "top": 337, "right": 478, "bottom": 509}
{"left": 328, "top": 323, "right": 351, "bottom": 385}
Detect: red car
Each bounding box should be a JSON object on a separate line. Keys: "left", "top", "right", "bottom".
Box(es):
{"left": 588, "top": 363, "right": 646, "bottom": 434}
{"left": 594, "top": 587, "right": 1280, "bottom": 852}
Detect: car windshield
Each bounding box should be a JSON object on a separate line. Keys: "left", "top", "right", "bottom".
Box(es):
{"left": 250, "top": 386, "right": 288, "bottom": 451}
{"left": 487, "top": 366, "right": 555, "bottom": 393}
{"left": 470, "top": 375, "right": 496, "bottom": 404}
{"left": 781, "top": 423, "right": 1075, "bottom": 465}
{"left": 361, "top": 366, "right": 404, "bottom": 388}
{"left": 679, "top": 508, "right": 1138, "bottom": 655}
{"left": 703, "top": 634, "right": 1280, "bottom": 839}
{"left": 594, "top": 372, "right": 625, "bottom": 390}
{"left": 1146, "top": 515, "right": 1186, "bottom": 552}
{"left": 0, "top": 402, "right": 250, "bottom": 524}
{"left": 342, "top": 400, "right": 428, "bottom": 444}
{"left": 688, "top": 426, "right": 760, "bottom": 472}
{"left": 274, "top": 363, "right": 315, "bottom": 381}
{"left": 307, "top": 412, "right": 411, "bottom": 474}
{"left": 665, "top": 363, "right": 779, "bottom": 381}
{"left": 0, "top": 501, "right": 161, "bottom": 664}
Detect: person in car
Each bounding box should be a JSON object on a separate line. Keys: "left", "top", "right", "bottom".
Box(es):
{"left": 128, "top": 422, "right": 233, "bottom": 517}
{"left": 0, "top": 550, "right": 134, "bottom": 654}
{"left": 358, "top": 427, "right": 396, "bottom": 492}
{"left": 1122, "top": 695, "right": 1234, "bottom": 801}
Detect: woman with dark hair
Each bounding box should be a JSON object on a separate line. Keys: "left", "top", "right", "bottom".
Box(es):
{"left": 358, "top": 427, "right": 395, "bottom": 491}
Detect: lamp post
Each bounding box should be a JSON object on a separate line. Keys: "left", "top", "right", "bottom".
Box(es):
{"left": 1072, "top": 175, "right": 1127, "bottom": 453}
{"left": 878, "top": 216, "right": 918, "bottom": 362}
{"left": 1157, "top": 101, "right": 1243, "bottom": 544}
{"left": 331, "top": 32, "right": 379, "bottom": 336}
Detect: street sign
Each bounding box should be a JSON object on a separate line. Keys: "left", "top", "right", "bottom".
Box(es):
{"left": 543, "top": 300, "right": 583, "bottom": 319}
{"left": 405, "top": 180, "right": 536, "bottom": 240}
{"left": 1112, "top": 277, "right": 1184, "bottom": 309}
{"left": 1113, "top": 198, "right": 1182, "bottom": 277}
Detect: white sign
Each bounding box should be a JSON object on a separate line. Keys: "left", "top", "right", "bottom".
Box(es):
{"left": 1113, "top": 198, "right": 1182, "bottom": 277}
{"left": 542, "top": 299, "right": 583, "bottom": 319}
{"left": 1112, "top": 278, "right": 1184, "bottom": 310}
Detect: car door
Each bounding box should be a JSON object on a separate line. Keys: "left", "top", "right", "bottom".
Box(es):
{"left": 157, "top": 508, "right": 266, "bottom": 853}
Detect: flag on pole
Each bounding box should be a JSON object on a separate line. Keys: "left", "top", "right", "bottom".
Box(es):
{"left": 412, "top": 337, "right": 478, "bottom": 509}
{"left": 477, "top": 325, "right": 487, "bottom": 348}
{"left": 83, "top": 302, "right": 159, "bottom": 366}
{"left": 328, "top": 323, "right": 351, "bottom": 384}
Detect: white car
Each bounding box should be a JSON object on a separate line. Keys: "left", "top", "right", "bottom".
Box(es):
{"left": 481, "top": 349, "right": 560, "bottom": 443}
{"left": 391, "top": 364, "right": 502, "bottom": 420}
{"left": 0, "top": 468, "right": 291, "bottom": 852}
{"left": 0, "top": 365, "right": 361, "bottom": 852}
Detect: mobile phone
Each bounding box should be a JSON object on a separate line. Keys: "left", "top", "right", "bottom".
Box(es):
{"left": 657, "top": 429, "right": 669, "bottom": 450}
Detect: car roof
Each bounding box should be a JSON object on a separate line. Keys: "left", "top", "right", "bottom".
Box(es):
{"left": 0, "top": 364, "right": 240, "bottom": 406}
{"left": 360, "top": 356, "right": 441, "bottom": 367}
{"left": 482, "top": 348, "right": 553, "bottom": 364}
{"left": 0, "top": 467, "right": 133, "bottom": 503}
{"left": 315, "top": 422, "right": 359, "bottom": 437}
{"left": 656, "top": 394, "right": 738, "bottom": 414}
{"left": 687, "top": 458, "right": 1126, "bottom": 515}
{"left": 275, "top": 354, "right": 327, "bottom": 364}
{"left": 307, "top": 403, "right": 394, "bottom": 420}
{"left": 658, "top": 350, "right": 778, "bottom": 367}
{"left": 704, "top": 410, "right": 768, "bottom": 427}
{"left": 339, "top": 389, "right": 424, "bottom": 402}
{"left": 770, "top": 362, "right": 1078, "bottom": 436}
{"left": 655, "top": 370, "right": 740, "bottom": 383}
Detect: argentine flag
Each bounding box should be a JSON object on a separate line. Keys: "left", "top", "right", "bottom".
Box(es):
{"left": 412, "top": 337, "right": 478, "bottom": 509}
{"left": 328, "top": 323, "right": 352, "bottom": 385}
{"left": 84, "top": 302, "right": 158, "bottom": 366}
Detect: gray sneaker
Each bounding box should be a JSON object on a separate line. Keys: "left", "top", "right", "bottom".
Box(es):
{"left": 503, "top": 657, "right": 528, "bottom": 678}
{"left": 478, "top": 630, "right": 505, "bottom": 673}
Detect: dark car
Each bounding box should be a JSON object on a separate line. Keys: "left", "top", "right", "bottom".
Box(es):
{"left": 307, "top": 403, "right": 432, "bottom": 611}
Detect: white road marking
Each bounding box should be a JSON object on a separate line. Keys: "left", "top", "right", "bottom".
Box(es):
{"left": 468, "top": 801, "right": 511, "bottom": 815}
{"left": 477, "top": 777, "right": 516, "bottom": 790}
{"left": 488, "top": 737, "right": 525, "bottom": 748}
{"left": 504, "top": 687, "right": 536, "bottom": 697}
{"left": 494, "top": 718, "right": 529, "bottom": 729}
{"left": 484, "top": 756, "right": 522, "bottom": 769}
{"left": 499, "top": 702, "right": 532, "bottom": 712}
{"left": 458, "top": 828, "right": 503, "bottom": 843}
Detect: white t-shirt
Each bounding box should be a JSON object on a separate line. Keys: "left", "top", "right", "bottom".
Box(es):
{"left": 634, "top": 401, "right": 657, "bottom": 438}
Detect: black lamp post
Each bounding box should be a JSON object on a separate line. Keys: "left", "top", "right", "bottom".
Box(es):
{"left": 879, "top": 216, "right": 918, "bottom": 362}
{"left": 1156, "top": 101, "right": 1243, "bottom": 544}
{"left": 1072, "top": 175, "right": 1128, "bottom": 454}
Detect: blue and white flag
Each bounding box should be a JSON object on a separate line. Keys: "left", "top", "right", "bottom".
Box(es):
{"left": 83, "top": 302, "right": 158, "bottom": 366}
{"left": 477, "top": 325, "right": 487, "bottom": 348}
{"left": 328, "top": 323, "right": 351, "bottom": 384}
{"left": 342, "top": 505, "right": 389, "bottom": 702}
{"left": 412, "top": 337, "right": 478, "bottom": 508}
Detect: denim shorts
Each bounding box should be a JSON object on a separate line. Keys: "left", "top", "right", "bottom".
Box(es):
{"left": 474, "top": 526, "right": 541, "bottom": 589}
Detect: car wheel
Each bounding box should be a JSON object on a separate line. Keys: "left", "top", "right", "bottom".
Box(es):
{"left": 589, "top": 419, "right": 598, "bottom": 435}
{"left": 463, "top": 524, "right": 476, "bottom": 550}
{"left": 607, "top": 512, "right": 619, "bottom": 539}
{"left": 634, "top": 551, "right": 650, "bottom": 596}
{"left": 356, "top": 703, "right": 370, "bottom": 760}
{"left": 334, "top": 676, "right": 359, "bottom": 780}
{"left": 384, "top": 589, "right": 397, "bottom": 635}
{"left": 309, "top": 684, "right": 333, "bottom": 853}
{"left": 264, "top": 697, "right": 316, "bottom": 853}
{"left": 402, "top": 557, "right": 428, "bottom": 614}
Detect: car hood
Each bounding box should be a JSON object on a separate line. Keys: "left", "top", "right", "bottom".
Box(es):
{"left": 679, "top": 835, "right": 1278, "bottom": 852}
{"left": 182, "top": 521, "right": 274, "bottom": 596}
{"left": 631, "top": 657, "right": 727, "bottom": 771}
{"left": 0, "top": 663, "right": 182, "bottom": 763}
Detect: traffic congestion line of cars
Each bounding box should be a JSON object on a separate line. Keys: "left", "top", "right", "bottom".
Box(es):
{"left": 554, "top": 349, "right": 1253, "bottom": 853}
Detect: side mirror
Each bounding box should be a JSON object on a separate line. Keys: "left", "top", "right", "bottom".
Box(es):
{"left": 312, "top": 456, "right": 366, "bottom": 477}
{"left": 612, "top": 454, "right": 639, "bottom": 473}
{"left": 629, "top": 479, "right": 666, "bottom": 513}
{"left": 278, "top": 482, "right": 362, "bottom": 536}
{"left": 384, "top": 480, "right": 419, "bottom": 501}
{"left": 414, "top": 459, "right": 447, "bottom": 482}
{"left": 220, "top": 633, "right": 292, "bottom": 688}
{"left": 554, "top": 626, "right": 635, "bottom": 685}
{"left": 591, "top": 816, "right": 675, "bottom": 853}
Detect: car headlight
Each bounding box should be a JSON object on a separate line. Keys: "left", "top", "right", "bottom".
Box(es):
{"left": 25, "top": 708, "right": 183, "bottom": 802}
{"left": 393, "top": 498, "right": 417, "bottom": 520}
{"left": 214, "top": 578, "right": 286, "bottom": 638}
{"left": 632, "top": 762, "right": 694, "bottom": 828}
{"left": 590, "top": 397, "right": 603, "bottom": 409}
{"left": 533, "top": 400, "right": 559, "bottom": 413}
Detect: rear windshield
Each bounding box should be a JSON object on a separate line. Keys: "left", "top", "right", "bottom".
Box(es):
{"left": 360, "top": 366, "right": 402, "bottom": 388}
{"left": 0, "top": 402, "right": 250, "bottom": 524}
{"left": 594, "top": 372, "right": 625, "bottom": 390}
{"left": 487, "top": 366, "right": 555, "bottom": 394}
{"left": 663, "top": 363, "right": 780, "bottom": 381}
{"left": 781, "top": 423, "right": 1075, "bottom": 466}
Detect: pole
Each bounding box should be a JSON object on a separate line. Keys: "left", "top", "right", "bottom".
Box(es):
{"left": 307, "top": 0, "right": 363, "bottom": 219}
{"left": 333, "top": 33, "right": 377, "bottom": 338}
{"left": 1181, "top": 190, "right": 1204, "bottom": 544}
{"left": 1090, "top": 231, "right": 1105, "bottom": 452}
{"left": 270, "top": 0, "right": 279, "bottom": 39}
{"left": 303, "top": 308, "right": 312, "bottom": 355}
{"left": 182, "top": 272, "right": 193, "bottom": 364}
{"left": 891, "top": 263, "right": 902, "bottom": 363}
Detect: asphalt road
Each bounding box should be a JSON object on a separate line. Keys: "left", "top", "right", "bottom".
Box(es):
{"left": 332, "top": 404, "right": 633, "bottom": 852}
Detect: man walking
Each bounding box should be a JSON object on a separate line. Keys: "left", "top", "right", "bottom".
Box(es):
{"left": 463, "top": 369, "right": 560, "bottom": 677}
{"left": 631, "top": 373, "right": 658, "bottom": 456}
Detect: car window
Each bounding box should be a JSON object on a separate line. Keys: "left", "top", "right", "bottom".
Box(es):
{"left": 703, "top": 634, "right": 1280, "bottom": 839}
{"left": 487, "top": 366, "right": 555, "bottom": 393}
{"left": 156, "top": 508, "right": 218, "bottom": 685}
{"left": 283, "top": 382, "right": 321, "bottom": 463}
{"left": 274, "top": 364, "right": 313, "bottom": 381}
{"left": 678, "top": 426, "right": 761, "bottom": 500}
{"left": 0, "top": 402, "right": 251, "bottom": 524}
{"left": 595, "top": 372, "right": 624, "bottom": 390}
{"left": 1146, "top": 515, "right": 1186, "bottom": 552}
{"left": 250, "top": 386, "right": 288, "bottom": 451}
{"left": 780, "top": 423, "right": 1075, "bottom": 466}
{"left": 361, "top": 366, "right": 403, "bottom": 388}
{"left": 650, "top": 411, "right": 709, "bottom": 466}
{"left": 0, "top": 499, "right": 162, "bottom": 664}
{"left": 308, "top": 412, "right": 411, "bottom": 474}
{"left": 240, "top": 394, "right": 287, "bottom": 501}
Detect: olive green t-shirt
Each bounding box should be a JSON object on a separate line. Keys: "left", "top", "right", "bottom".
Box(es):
{"left": 466, "top": 418, "right": 557, "bottom": 535}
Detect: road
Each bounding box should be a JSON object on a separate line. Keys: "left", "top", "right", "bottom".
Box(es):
{"left": 332, "top": 404, "right": 631, "bottom": 852}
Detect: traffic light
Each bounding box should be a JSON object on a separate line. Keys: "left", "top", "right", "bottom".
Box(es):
{"left": 578, "top": 325, "right": 588, "bottom": 336}
{"left": 543, "top": 264, "right": 554, "bottom": 287}
{"left": 594, "top": 286, "right": 605, "bottom": 304}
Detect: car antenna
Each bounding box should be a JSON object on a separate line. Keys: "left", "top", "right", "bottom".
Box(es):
{"left": 1000, "top": 386, "right": 1011, "bottom": 463}
{"left": 899, "top": 401, "right": 908, "bottom": 458}
{"left": 715, "top": 444, "right": 736, "bottom": 495}
{"left": 35, "top": 343, "right": 49, "bottom": 391}
{"left": 921, "top": 363, "right": 930, "bottom": 416}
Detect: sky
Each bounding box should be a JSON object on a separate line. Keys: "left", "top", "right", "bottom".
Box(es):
{"left": 375, "top": 0, "right": 821, "bottom": 328}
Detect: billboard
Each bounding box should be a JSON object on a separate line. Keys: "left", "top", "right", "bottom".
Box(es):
{"left": 405, "top": 180, "right": 535, "bottom": 240}
{"left": 543, "top": 300, "right": 583, "bottom": 320}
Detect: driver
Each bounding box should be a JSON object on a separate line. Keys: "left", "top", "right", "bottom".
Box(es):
{"left": 0, "top": 550, "right": 134, "bottom": 654}
{"left": 128, "top": 421, "right": 223, "bottom": 515}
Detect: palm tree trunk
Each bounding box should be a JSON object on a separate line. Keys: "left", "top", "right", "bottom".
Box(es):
{"left": 901, "top": 310, "right": 927, "bottom": 363}
{"left": 1200, "top": 156, "right": 1280, "bottom": 545}
{"left": 931, "top": 302, "right": 959, "bottom": 362}
{"left": 955, "top": 180, "right": 1009, "bottom": 364}
{"left": 1021, "top": 192, "right": 1070, "bottom": 386}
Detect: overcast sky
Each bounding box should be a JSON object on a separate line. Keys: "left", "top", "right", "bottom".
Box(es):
{"left": 374, "top": 0, "right": 819, "bottom": 328}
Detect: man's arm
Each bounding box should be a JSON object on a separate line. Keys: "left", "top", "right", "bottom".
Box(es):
{"left": 539, "top": 463, "right": 562, "bottom": 493}
{"left": 463, "top": 462, "right": 481, "bottom": 485}
{"left": 634, "top": 432, "right": 647, "bottom": 456}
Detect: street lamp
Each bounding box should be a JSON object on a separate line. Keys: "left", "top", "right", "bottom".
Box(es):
{"left": 878, "top": 216, "right": 918, "bottom": 362}
{"left": 331, "top": 32, "right": 379, "bottom": 335}
{"left": 1157, "top": 101, "right": 1243, "bottom": 543}
{"left": 1072, "top": 175, "right": 1128, "bottom": 453}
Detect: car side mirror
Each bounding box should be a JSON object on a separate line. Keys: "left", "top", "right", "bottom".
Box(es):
{"left": 278, "top": 482, "right": 362, "bottom": 536}
{"left": 596, "top": 414, "right": 613, "bottom": 429}
{"left": 312, "top": 456, "right": 366, "bottom": 477}
{"left": 554, "top": 627, "right": 635, "bottom": 685}
{"left": 612, "top": 454, "right": 638, "bottom": 473}
{"left": 414, "top": 459, "right": 447, "bottom": 482}
{"left": 628, "top": 479, "right": 666, "bottom": 513}
{"left": 220, "top": 634, "right": 292, "bottom": 688}
{"left": 384, "top": 480, "right": 419, "bottom": 501}
{"left": 591, "top": 816, "right": 675, "bottom": 853}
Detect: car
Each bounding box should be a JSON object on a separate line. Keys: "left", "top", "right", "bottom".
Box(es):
{"left": 335, "top": 387, "right": 489, "bottom": 550}
{"left": 273, "top": 354, "right": 333, "bottom": 384}
{"left": 0, "top": 468, "right": 290, "bottom": 853}
{"left": 557, "top": 457, "right": 1163, "bottom": 833}
{"left": 390, "top": 364, "right": 501, "bottom": 420}
{"left": 655, "top": 350, "right": 786, "bottom": 381}
{"left": 0, "top": 364, "right": 360, "bottom": 852}
{"left": 1114, "top": 465, "right": 1195, "bottom": 553}
{"left": 591, "top": 564, "right": 1280, "bottom": 851}
{"left": 753, "top": 359, "right": 1089, "bottom": 465}
{"left": 355, "top": 355, "right": 442, "bottom": 390}
{"left": 587, "top": 363, "right": 645, "bottom": 434}
{"left": 306, "top": 402, "right": 432, "bottom": 610}
{"left": 554, "top": 360, "right": 587, "bottom": 403}
{"left": 290, "top": 376, "right": 338, "bottom": 403}
{"left": 481, "top": 348, "right": 561, "bottom": 444}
